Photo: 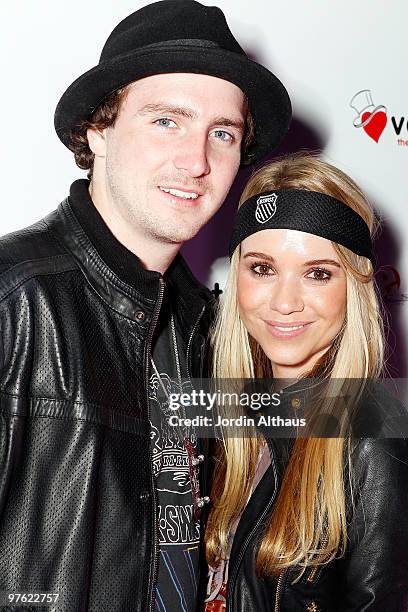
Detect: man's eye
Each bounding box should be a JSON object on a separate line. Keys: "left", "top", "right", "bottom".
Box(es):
{"left": 212, "top": 129, "right": 233, "bottom": 142}
{"left": 154, "top": 118, "right": 177, "bottom": 128}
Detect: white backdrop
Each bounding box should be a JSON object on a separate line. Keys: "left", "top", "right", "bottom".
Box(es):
{"left": 1, "top": 0, "right": 407, "bottom": 370}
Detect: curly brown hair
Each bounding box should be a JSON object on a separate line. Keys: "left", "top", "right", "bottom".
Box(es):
{"left": 68, "top": 86, "right": 130, "bottom": 178}
{"left": 69, "top": 85, "right": 255, "bottom": 178}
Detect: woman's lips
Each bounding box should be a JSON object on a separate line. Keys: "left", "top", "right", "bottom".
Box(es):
{"left": 264, "top": 320, "right": 313, "bottom": 338}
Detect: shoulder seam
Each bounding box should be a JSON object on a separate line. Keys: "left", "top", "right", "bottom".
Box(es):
{"left": 0, "top": 254, "right": 78, "bottom": 303}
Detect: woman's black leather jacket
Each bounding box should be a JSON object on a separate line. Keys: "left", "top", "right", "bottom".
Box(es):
{"left": 225, "top": 386, "right": 408, "bottom": 611}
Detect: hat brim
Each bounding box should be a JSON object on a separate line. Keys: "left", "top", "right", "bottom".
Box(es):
{"left": 54, "top": 45, "right": 292, "bottom": 164}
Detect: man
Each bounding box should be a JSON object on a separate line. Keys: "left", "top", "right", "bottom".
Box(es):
{"left": 0, "top": 1, "right": 291, "bottom": 610}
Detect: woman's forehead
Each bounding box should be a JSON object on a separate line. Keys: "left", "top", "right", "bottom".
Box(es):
{"left": 240, "top": 228, "right": 340, "bottom": 261}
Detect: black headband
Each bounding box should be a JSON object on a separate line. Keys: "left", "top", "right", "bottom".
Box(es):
{"left": 229, "top": 189, "right": 375, "bottom": 267}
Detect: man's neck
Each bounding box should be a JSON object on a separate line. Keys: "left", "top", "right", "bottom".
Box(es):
{"left": 88, "top": 181, "right": 180, "bottom": 275}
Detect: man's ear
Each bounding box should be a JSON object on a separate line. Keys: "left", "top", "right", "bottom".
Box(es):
{"left": 87, "top": 127, "right": 107, "bottom": 157}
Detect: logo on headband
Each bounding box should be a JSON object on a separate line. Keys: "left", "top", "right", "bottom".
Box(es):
{"left": 255, "top": 193, "right": 277, "bottom": 224}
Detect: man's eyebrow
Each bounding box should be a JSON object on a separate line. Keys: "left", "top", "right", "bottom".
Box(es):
{"left": 137, "top": 104, "right": 245, "bottom": 132}
{"left": 212, "top": 116, "right": 245, "bottom": 133}
{"left": 138, "top": 103, "right": 198, "bottom": 120}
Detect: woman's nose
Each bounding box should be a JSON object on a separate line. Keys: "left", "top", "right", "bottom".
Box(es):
{"left": 269, "top": 278, "right": 304, "bottom": 314}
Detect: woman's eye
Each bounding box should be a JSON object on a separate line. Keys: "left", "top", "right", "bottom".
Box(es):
{"left": 251, "top": 263, "right": 274, "bottom": 277}
{"left": 212, "top": 129, "right": 233, "bottom": 142}
{"left": 307, "top": 268, "right": 331, "bottom": 282}
{"left": 154, "top": 118, "right": 177, "bottom": 128}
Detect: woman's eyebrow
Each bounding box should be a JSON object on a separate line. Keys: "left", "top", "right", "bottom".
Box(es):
{"left": 243, "top": 251, "right": 275, "bottom": 262}
{"left": 242, "top": 253, "right": 341, "bottom": 268}
{"left": 303, "top": 259, "right": 341, "bottom": 267}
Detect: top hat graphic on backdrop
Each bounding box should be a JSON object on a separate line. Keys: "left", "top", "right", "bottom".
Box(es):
{"left": 349, "top": 89, "right": 387, "bottom": 143}
{"left": 350, "top": 90, "right": 386, "bottom": 128}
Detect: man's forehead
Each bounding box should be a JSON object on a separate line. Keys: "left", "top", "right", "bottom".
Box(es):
{"left": 124, "top": 72, "right": 246, "bottom": 117}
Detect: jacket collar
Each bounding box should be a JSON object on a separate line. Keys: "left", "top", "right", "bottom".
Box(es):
{"left": 47, "top": 179, "right": 213, "bottom": 320}
{"left": 69, "top": 178, "right": 161, "bottom": 296}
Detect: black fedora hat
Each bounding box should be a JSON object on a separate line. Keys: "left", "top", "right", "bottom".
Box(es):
{"left": 54, "top": 0, "right": 291, "bottom": 163}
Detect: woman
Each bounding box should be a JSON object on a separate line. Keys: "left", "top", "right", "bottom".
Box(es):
{"left": 204, "top": 154, "right": 408, "bottom": 611}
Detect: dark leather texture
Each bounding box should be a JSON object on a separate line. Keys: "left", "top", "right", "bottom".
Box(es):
{"left": 0, "top": 199, "right": 214, "bottom": 612}
{"left": 226, "top": 428, "right": 408, "bottom": 611}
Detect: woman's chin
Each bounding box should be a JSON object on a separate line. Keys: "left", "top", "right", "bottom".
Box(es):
{"left": 261, "top": 347, "right": 317, "bottom": 378}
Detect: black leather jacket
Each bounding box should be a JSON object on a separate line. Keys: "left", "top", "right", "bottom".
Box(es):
{"left": 0, "top": 181, "right": 214, "bottom": 611}
{"left": 225, "top": 389, "right": 408, "bottom": 612}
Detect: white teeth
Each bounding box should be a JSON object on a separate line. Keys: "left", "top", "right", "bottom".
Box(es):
{"left": 275, "top": 325, "right": 304, "bottom": 332}
{"left": 159, "top": 187, "right": 199, "bottom": 200}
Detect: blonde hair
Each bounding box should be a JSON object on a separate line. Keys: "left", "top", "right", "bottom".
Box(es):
{"left": 205, "top": 153, "right": 385, "bottom": 577}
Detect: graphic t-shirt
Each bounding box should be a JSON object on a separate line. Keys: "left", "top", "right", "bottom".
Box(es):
{"left": 149, "top": 294, "right": 200, "bottom": 612}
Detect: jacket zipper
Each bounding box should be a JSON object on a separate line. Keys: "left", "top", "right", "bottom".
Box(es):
{"left": 186, "top": 304, "right": 207, "bottom": 381}
{"left": 226, "top": 443, "right": 279, "bottom": 612}
{"left": 306, "top": 566, "right": 319, "bottom": 583}
{"left": 306, "top": 531, "right": 328, "bottom": 583}
{"left": 274, "top": 570, "right": 286, "bottom": 612}
{"left": 275, "top": 523, "right": 329, "bottom": 611}
{"left": 146, "top": 277, "right": 165, "bottom": 612}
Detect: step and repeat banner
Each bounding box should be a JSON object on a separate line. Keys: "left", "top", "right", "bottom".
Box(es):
{"left": 1, "top": 0, "right": 406, "bottom": 373}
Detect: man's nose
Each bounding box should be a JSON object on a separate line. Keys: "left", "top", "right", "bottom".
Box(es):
{"left": 269, "top": 278, "right": 304, "bottom": 314}
{"left": 173, "top": 132, "right": 210, "bottom": 177}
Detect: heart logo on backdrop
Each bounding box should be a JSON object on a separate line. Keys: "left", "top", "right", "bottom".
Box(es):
{"left": 349, "top": 90, "right": 387, "bottom": 144}
{"left": 361, "top": 110, "right": 387, "bottom": 143}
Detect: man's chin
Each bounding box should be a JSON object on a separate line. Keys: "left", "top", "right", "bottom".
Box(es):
{"left": 156, "top": 225, "right": 202, "bottom": 245}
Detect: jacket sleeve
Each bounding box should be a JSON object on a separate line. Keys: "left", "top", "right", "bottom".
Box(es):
{"left": 338, "top": 437, "right": 408, "bottom": 611}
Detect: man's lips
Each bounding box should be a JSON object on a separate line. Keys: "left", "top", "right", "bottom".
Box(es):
{"left": 158, "top": 185, "right": 203, "bottom": 203}
{"left": 264, "top": 320, "right": 313, "bottom": 338}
